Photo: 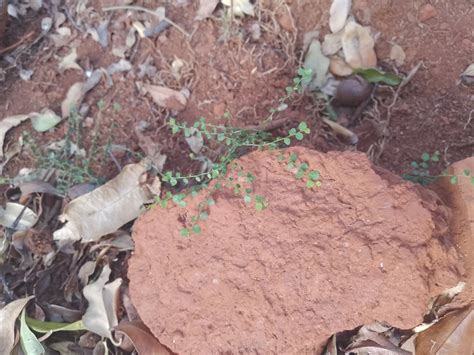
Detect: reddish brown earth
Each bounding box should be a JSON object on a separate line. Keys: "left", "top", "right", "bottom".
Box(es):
{"left": 1, "top": 0, "right": 472, "bottom": 179}
{"left": 129, "top": 147, "right": 462, "bottom": 354}
{"left": 434, "top": 157, "right": 474, "bottom": 306}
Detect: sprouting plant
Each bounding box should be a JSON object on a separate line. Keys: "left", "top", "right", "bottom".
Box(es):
{"left": 155, "top": 69, "right": 321, "bottom": 236}
{"left": 21, "top": 101, "right": 114, "bottom": 194}
{"left": 403, "top": 151, "right": 473, "bottom": 186}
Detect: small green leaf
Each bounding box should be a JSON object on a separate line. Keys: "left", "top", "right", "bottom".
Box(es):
{"left": 295, "top": 170, "right": 305, "bottom": 179}
{"left": 199, "top": 212, "right": 208, "bottom": 221}
{"left": 431, "top": 154, "right": 440, "bottom": 162}
{"left": 289, "top": 153, "right": 298, "bottom": 162}
{"left": 306, "top": 180, "right": 315, "bottom": 188}
{"left": 180, "top": 228, "right": 190, "bottom": 237}
{"left": 463, "top": 169, "right": 470, "bottom": 177}
{"left": 308, "top": 171, "right": 320, "bottom": 181}
{"left": 283, "top": 137, "right": 291, "bottom": 145}
{"left": 217, "top": 133, "right": 226, "bottom": 142}
{"left": 277, "top": 154, "right": 285, "bottom": 161}
{"left": 207, "top": 198, "right": 215, "bottom": 206}
{"left": 192, "top": 225, "right": 202, "bottom": 234}
{"left": 420, "top": 162, "right": 429, "bottom": 169}
{"left": 170, "top": 177, "right": 178, "bottom": 186}
{"left": 287, "top": 162, "right": 295, "bottom": 170}
{"left": 421, "top": 152, "right": 430, "bottom": 162}
{"left": 295, "top": 132, "right": 304, "bottom": 140}
{"left": 298, "top": 122, "right": 308, "bottom": 131}
{"left": 255, "top": 202, "right": 264, "bottom": 211}
{"left": 411, "top": 161, "right": 419, "bottom": 169}
{"left": 299, "top": 163, "right": 309, "bottom": 171}
{"left": 450, "top": 176, "right": 458, "bottom": 185}
{"left": 246, "top": 173, "right": 256, "bottom": 183}
{"left": 244, "top": 195, "right": 252, "bottom": 204}
{"left": 289, "top": 128, "right": 297, "bottom": 135}
{"left": 471, "top": 177, "right": 474, "bottom": 185}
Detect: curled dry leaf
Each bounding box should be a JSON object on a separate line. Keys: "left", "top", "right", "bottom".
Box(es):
{"left": 53, "top": 160, "right": 158, "bottom": 244}
{"left": 143, "top": 84, "right": 187, "bottom": 111}
{"left": 329, "top": 0, "right": 352, "bottom": 33}
{"left": 114, "top": 321, "right": 170, "bottom": 355}
{"left": 185, "top": 127, "right": 204, "bottom": 154}
{"left": 0, "top": 114, "right": 30, "bottom": 159}
{"left": 0, "top": 296, "right": 34, "bottom": 355}
{"left": 58, "top": 48, "right": 83, "bottom": 74}
{"left": 303, "top": 40, "right": 330, "bottom": 90}
{"left": 342, "top": 22, "right": 377, "bottom": 69}
{"left": 19, "top": 180, "right": 62, "bottom": 198}
{"left": 0, "top": 202, "right": 38, "bottom": 230}
{"left": 107, "top": 59, "right": 132, "bottom": 76}
{"left": 30, "top": 108, "right": 62, "bottom": 132}
{"left": 61, "top": 69, "right": 102, "bottom": 118}
{"left": 221, "top": 0, "right": 255, "bottom": 17}
{"left": 461, "top": 63, "right": 474, "bottom": 85}
{"left": 82, "top": 265, "right": 122, "bottom": 342}
{"left": 195, "top": 0, "right": 219, "bottom": 20}
{"left": 390, "top": 44, "right": 406, "bottom": 67}
{"left": 427, "top": 281, "right": 466, "bottom": 318}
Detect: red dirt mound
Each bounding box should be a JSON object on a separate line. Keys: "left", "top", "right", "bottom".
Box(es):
{"left": 129, "top": 147, "right": 462, "bottom": 354}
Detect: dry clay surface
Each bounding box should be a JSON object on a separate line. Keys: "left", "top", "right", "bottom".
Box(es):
{"left": 129, "top": 147, "right": 462, "bottom": 354}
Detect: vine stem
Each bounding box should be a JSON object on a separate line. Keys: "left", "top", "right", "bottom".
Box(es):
{"left": 102, "top": 5, "right": 191, "bottom": 38}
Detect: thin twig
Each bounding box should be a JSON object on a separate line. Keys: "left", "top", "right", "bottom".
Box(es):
{"left": 103, "top": 5, "right": 191, "bottom": 38}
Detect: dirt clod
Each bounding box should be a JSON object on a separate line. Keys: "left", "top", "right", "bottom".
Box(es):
{"left": 129, "top": 147, "right": 462, "bottom": 354}
{"left": 418, "top": 4, "right": 438, "bottom": 22}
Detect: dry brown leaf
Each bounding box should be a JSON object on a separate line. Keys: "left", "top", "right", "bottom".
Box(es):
{"left": 0, "top": 114, "right": 30, "bottom": 160}
{"left": 342, "top": 22, "right": 377, "bottom": 69}
{"left": 221, "top": 0, "right": 255, "bottom": 17}
{"left": 461, "top": 63, "right": 474, "bottom": 85}
{"left": 195, "top": 0, "right": 219, "bottom": 20}
{"left": 415, "top": 306, "right": 474, "bottom": 355}
{"left": 329, "top": 0, "right": 352, "bottom": 33}
{"left": 0, "top": 296, "right": 34, "bottom": 354}
{"left": 58, "top": 48, "right": 83, "bottom": 74}
{"left": 0, "top": 202, "right": 38, "bottom": 230}
{"left": 82, "top": 265, "right": 122, "bottom": 342}
{"left": 61, "top": 70, "right": 102, "bottom": 118}
{"left": 53, "top": 160, "right": 158, "bottom": 244}
{"left": 114, "top": 321, "right": 170, "bottom": 354}
{"left": 18, "top": 180, "right": 62, "bottom": 199}
{"left": 143, "top": 84, "right": 187, "bottom": 111}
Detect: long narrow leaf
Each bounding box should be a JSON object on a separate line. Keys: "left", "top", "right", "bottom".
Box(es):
{"left": 20, "top": 309, "right": 45, "bottom": 355}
